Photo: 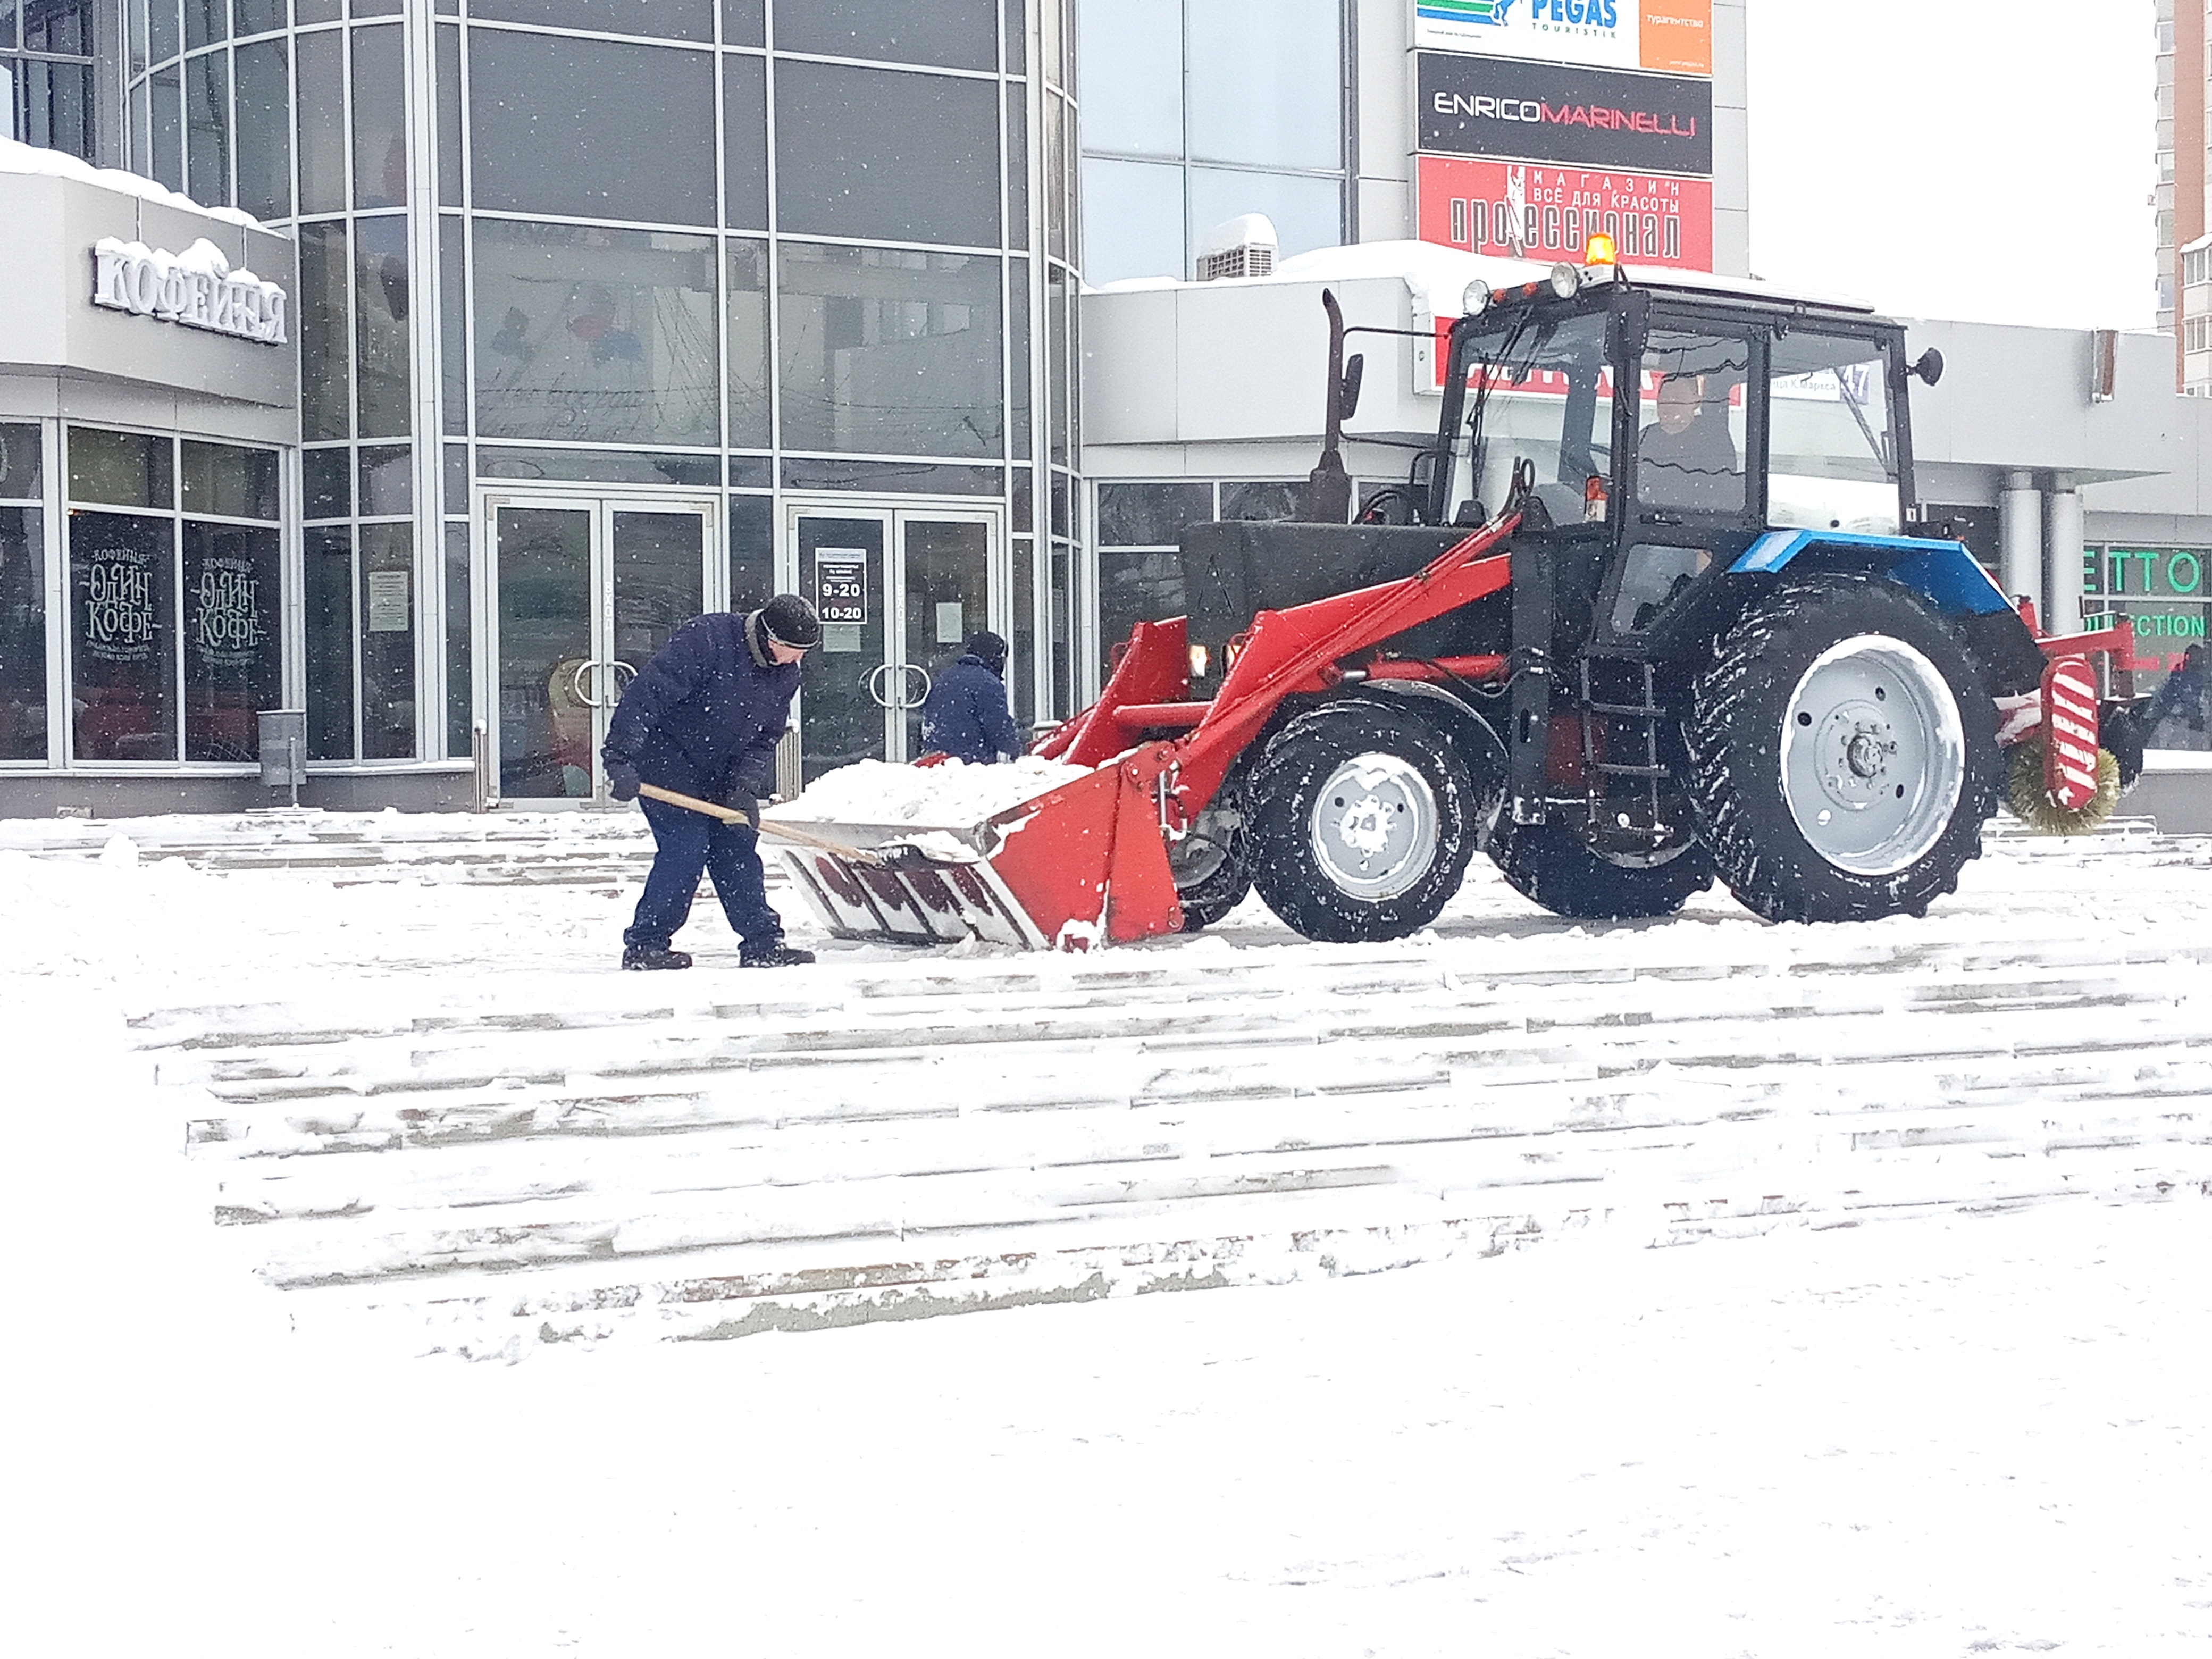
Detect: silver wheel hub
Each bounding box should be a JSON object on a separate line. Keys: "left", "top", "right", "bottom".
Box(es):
{"left": 1780, "top": 635, "right": 1965, "bottom": 876}
{"left": 1309, "top": 753, "right": 1439, "bottom": 901}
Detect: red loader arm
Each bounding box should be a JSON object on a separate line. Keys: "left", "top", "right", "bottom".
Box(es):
{"left": 1044, "top": 514, "right": 1521, "bottom": 827}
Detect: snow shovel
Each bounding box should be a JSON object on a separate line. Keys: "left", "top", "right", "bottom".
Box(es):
{"left": 635, "top": 782, "right": 887, "bottom": 865}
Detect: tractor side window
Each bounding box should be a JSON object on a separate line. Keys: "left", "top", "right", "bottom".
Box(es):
{"left": 1767, "top": 332, "right": 1901, "bottom": 535}
{"left": 1635, "top": 331, "right": 1749, "bottom": 515}
{"left": 1450, "top": 311, "right": 1612, "bottom": 527}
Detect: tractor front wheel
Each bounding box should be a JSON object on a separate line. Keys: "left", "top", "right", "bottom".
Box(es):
{"left": 1169, "top": 800, "right": 1252, "bottom": 930}
{"left": 1245, "top": 700, "right": 1478, "bottom": 942}
{"left": 1489, "top": 818, "right": 1713, "bottom": 920}
{"left": 1687, "top": 577, "right": 1999, "bottom": 924}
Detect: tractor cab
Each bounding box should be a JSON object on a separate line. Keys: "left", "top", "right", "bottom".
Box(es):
{"left": 1427, "top": 248, "right": 1933, "bottom": 657}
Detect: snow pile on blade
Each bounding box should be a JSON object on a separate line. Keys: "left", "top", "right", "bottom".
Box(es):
{"left": 772, "top": 756, "right": 1094, "bottom": 828}
{"left": 763, "top": 751, "right": 1184, "bottom": 952}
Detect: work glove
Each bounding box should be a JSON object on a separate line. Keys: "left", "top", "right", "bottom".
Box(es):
{"left": 606, "top": 758, "right": 641, "bottom": 803}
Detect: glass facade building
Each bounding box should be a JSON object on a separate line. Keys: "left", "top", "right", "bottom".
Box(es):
{"left": 1075, "top": 0, "right": 1347, "bottom": 286}
{"left": 110, "top": 0, "right": 1079, "bottom": 800}
{"left": 3, "top": 0, "right": 104, "bottom": 158}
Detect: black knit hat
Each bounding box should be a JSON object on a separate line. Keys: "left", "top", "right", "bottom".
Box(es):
{"left": 965, "top": 630, "right": 1009, "bottom": 673}
{"left": 758, "top": 592, "right": 822, "bottom": 648}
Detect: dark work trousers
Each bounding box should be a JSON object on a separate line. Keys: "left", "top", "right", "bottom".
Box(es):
{"left": 626, "top": 792, "right": 784, "bottom": 953}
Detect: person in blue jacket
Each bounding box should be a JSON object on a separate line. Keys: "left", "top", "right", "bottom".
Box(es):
{"left": 601, "top": 593, "right": 820, "bottom": 970}
{"left": 920, "top": 630, "right": 1024, "bottom": 765}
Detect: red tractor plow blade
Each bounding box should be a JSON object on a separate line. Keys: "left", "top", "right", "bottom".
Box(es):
{"left": 766, "top": 745, "right": 1185, "bottom": 952}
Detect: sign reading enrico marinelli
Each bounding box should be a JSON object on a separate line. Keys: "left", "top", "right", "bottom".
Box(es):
{"left": 1418, "top": 51, "right": 1712, "bottom": 177}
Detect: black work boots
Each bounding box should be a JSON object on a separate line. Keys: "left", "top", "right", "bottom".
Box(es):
{"left": 739, "top": 941, "right": 816, "bottom": 968}
{"left": 619, "top": 942, "right": 815, "bottom": 970}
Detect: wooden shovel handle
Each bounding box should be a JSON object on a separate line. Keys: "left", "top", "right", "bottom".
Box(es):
{"left": 635, "top": 782, "right": 884, "bottom": 865}
{"left": 638, "top": 781, "right": 752, "bottom": 825}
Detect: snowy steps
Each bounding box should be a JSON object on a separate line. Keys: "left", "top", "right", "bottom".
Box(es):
{"left": 3, "top": 810, "right": 661, "bottom": 886}
{"left": 141, "top": 921, "right": 2212, "bottom": 1358}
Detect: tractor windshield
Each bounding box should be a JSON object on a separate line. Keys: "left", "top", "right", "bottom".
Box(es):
{"left": 1445, "top": 308, "right": 1612, "bottom": 527}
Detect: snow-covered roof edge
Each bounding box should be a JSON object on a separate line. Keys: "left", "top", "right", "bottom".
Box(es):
{"left": 0, "top": 136, "right": 271, "bottom": 234}
{"left": 1090, "top": 239, "right": 1878, "bottom": 322}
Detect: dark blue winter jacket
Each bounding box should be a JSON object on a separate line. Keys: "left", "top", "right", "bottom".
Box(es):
{"left": 920, "top": 654, "right": 1024, "bottom": 764}
{"left": 602, "top": 611, "right": 799, "bottom": 801}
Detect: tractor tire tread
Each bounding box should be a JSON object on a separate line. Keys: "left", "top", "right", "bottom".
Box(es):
{"left": 1686, "top": 575, "right": 1998, "bottom": 925}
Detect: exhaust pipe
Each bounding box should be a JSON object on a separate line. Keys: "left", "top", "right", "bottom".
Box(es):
{"left": 1301, "top": 289, "right": 1363, "bottom": 523}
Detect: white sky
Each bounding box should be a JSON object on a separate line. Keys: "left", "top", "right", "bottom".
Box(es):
{"left": 1745, "top": 0, "right": 2158, "bottom": 330}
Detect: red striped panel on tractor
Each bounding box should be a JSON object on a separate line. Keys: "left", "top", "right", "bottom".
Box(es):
{"left": 2040, "top": 656, "right": 2101, "bottom": 812}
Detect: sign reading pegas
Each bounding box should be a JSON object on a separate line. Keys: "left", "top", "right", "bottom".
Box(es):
{"left": 1419, "top": 52, "right": 1712, "bottom": 175}
{"left": 1415, "top": 0, "right": 1713, "bottom": 78}
{"left": 90, "top": 236, "right": 289, "bottom": 347}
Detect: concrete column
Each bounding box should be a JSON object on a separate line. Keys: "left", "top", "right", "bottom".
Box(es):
{"left": 2046, "top": 480, "right": 2087, "bottom": 635}
{"left": 1999, "top": 471, "right": 2045, "bottom": 619}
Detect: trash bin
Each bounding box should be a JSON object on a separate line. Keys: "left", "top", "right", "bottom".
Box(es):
{"left": 257, "top": 709, "right": 307, "bottom": 807}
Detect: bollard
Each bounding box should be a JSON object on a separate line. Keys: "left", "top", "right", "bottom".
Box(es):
{"left": 257, "top": 709, "right": 307, "bottom": 809}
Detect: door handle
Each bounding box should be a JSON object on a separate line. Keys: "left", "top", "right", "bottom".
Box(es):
{"left": 865, "top": 663, "right": 898, "bottom": 708}
{"left": 898, "top": 664, "right": 933, "bottom": 710}
{"left": 607, "top": 660, "right": 636, "bottom": 699}
{"left": 572, "top": 659, "right": 599, "bottom": 708}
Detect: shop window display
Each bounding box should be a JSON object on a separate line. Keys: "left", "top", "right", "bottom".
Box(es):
{"left": 64, "top": 429, "right": 284, "bottom": 767}
{"left": 2087, "top": 546, "right": 2212, "bottom": 751}
{"left": 69, "top": 510, "right": 179, "bottom": 761}
{"left": 182, "top": 519, "right": 280, "bottom": 761}
{"left": 0, "top": 423, "right": 45, "bottom": 762}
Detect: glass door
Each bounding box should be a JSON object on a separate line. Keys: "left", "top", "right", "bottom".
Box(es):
{"left": 787, "top": 502, "right": 1001, "bottom": 783}
{"left": 493, "top": 502, "right": 594, "bottom": 800}
{"left": 489, "top": 495, "right": 714, "bottom": 802}
{"left": 898, "top": 516, "right": 993, "bottom": 760}
{"left": 793, "top": 509, "right": 891, "bottom": 786}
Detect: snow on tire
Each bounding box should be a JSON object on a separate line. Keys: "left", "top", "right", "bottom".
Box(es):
{"left": 1687, "top": 576, "right": 2000, "bottom": 924}
{"left": 1488, "top": 817, "right": 1713, "bottom": 921}
{"left": 1245, "top": 700, "right": 1477, "bottom": 943}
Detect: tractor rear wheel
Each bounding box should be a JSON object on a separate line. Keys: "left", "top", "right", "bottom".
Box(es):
{"left": 1687, "top": 576, "right": 1999, "bottom": 924}
{"left": 1489, "top": 818, "right": 1713, "bottom": 920}
{"left": 1245, "top": 700, "right": 1478, "bottom": 942}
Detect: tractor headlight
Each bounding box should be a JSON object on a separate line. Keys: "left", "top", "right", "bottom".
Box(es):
{"left": 1462, "top": 279, "right": 1491, "bottom": 316}
{"left": 1548, "top": 262, "right": 1583, "bottom": 299}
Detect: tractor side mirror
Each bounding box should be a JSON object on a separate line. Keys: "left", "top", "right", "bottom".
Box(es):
{"left": 1338, "top": 353, "right": 1365, "bottom": 422}
{"left": 1909, "top": 347, "right": 1945, "bottom": 386}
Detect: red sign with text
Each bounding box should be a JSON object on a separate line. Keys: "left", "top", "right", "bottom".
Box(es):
{"left": 1417, "top": 155, "right": 1713, "bottom": 272}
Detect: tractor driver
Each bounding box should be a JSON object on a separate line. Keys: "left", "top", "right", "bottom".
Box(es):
{"left": 1639, "top": 373, "right": 1742, "bottom": 510}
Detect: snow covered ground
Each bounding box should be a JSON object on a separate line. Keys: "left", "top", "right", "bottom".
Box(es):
{"left": 3, "top": 807, "right": 2210, "bottom": 1654}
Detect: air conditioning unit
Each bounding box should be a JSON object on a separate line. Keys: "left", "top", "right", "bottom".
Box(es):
{"left": 1196, "top": 213, "right": 1278, "bottom": 282}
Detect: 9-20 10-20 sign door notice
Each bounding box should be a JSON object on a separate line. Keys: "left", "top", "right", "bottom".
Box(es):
{"left": 814, "top": 548, "right": 867, "bottom": 624}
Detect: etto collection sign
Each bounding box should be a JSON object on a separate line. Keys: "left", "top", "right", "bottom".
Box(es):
{"left": 89, "top": 236, "right": 289, "bottom": 347}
